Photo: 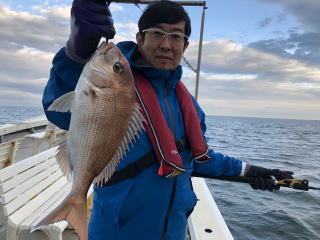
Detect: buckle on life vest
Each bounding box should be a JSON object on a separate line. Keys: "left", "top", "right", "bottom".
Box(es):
{"left": 165, "top": 168, "right": 184, "bottom": 178}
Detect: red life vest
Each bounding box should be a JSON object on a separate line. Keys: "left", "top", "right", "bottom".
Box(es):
{"left": 134, "top": 71, "right": 210, "bottom": 177}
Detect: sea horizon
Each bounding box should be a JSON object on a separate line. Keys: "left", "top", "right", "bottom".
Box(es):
{"left": 0, "top": 105, "right": 319, "bottom": 125}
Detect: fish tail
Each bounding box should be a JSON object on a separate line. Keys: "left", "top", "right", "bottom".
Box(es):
{"left": 32, "top": 194, "right": 88, "bottom": 240}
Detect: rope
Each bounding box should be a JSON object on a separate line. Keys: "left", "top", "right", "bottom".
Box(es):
{"left": 182, "top": 56, "right": 197, "bottom": 73}
{"left": 134, "top": 0, "right": 143, "bottom": 11}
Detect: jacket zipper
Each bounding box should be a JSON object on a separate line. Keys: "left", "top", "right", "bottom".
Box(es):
{"left": 163, "top": 82, "right": 176, "bottom": 136}
{"left": 161, "top": 177, "right": 177, "bottom": 240}
{"left": 160, "top": 81, "right": 177, "bottom": 240}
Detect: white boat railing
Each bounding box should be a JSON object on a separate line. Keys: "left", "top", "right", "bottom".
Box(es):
{"left": 189, "top": 177, "right": 234, "bottom": 240}
{"left": 0, "top": 115, "right": 48, "bottom": 143}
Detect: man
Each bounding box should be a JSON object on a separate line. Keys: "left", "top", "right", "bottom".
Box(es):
{"left": 42, "top": 1, "right": 294, "bottom": 239}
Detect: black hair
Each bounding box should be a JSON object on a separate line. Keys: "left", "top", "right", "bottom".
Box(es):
{"left": 138, "top": 0, "right": 191, "bottom": 38}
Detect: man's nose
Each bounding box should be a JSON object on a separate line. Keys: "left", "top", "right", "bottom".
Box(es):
{"left": 159, "top": 36, "right": 172, "bottom": 50}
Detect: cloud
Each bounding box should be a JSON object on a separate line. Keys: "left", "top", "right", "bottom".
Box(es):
{"left": 258, "top": 0, "right": 320, "bottom": 32}
{"left": 0, "top": 4, "right": 69, "bottom": 52}
{"left": 276, "top": 13, "right": 287, "bottom": 23}
{"left": 183, "top": 38, "right": 320, "bottom": 120}
{"left": 250, "top": 0, "right": 320, "bottom": 67}
{"left": 0, "top": 46, "right": 53, "bottom": 106}
{"left": 184, "top": 0, "right": 320, "bottom": 119}
{"left": 0, "top": 4, "right": 64, "bottom": 107}
{"left": 248, "top": 31, "right": 320, "bottom": 66}
{"left": 110, "top": 3, "right": 124, "bottom": 12}
{"left": 185, "top": 39, "right": 320, "bottom": 83}
{"left": 258, "top": 17, "right": 273, "bottom": 28}
{"left": 0, "top": 88, "right": 43, "bottom": 107}
{"left": 113, "top": 22, "right": 138, "bottom": 43}
{"left": 32, "top": 4, "right": 70, "bottom": 20}
{"left": 0, "top": 47, "right": 53, "bottom": 76}
{"left": 182, "top": 71, "right": 320, "bottom": 120}
{"left": 0, "top": 2, "right": 319, "bottom": 120}
{"left": 0, "top": 3, "right": 138, "bottom": 107}
{"left": 0, "top": 2, "right": 138, "bottom": 106}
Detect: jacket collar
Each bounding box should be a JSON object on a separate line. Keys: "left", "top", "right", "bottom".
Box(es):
{"left": 116, "top": 41, "right": 182, "bottom": 91}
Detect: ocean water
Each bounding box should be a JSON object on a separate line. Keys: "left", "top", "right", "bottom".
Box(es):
{"left": 0, "top": 105, "right": 44, "bottom": 125}
{"left": 206, "top": 115, "right": 320, "bottom": 240}
{"left": 0, "top": 107, "right": 319, "bottom": 240}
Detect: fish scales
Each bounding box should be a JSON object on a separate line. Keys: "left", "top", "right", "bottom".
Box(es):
{"left": 33, "top": 42, "right": 145, "bottom": 240}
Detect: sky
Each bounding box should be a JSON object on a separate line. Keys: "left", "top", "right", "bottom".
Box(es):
{"left": 0, "top": 0, "right": 319, "bottom": 120}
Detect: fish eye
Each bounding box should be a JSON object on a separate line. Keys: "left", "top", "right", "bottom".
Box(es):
{"left": 113, "top": 62, "right": 124, "bottom": 74}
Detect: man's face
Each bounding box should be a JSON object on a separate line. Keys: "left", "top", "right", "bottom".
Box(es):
{"left": 136, "top": 21, "right": 189, "bottom": 70}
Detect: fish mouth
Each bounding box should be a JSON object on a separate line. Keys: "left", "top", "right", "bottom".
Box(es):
{"left": 89, "top": 41, "right": 124, "bottom": 89}
{"left": 91, "top": 41, "right": 118, "bottom": 79}
{"left": 97, "top": 42, "right": 116, "bottom": 54}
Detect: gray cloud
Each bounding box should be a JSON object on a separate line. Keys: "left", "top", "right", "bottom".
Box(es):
{"left": 185, "top": 39, "right": 320, "bottom": 83}
{"left": 248, "top": 31, "right": 320, "bottom": 66}
{"left": 277, "top": 13, "right": 287, "bottom": 23}
{"left": 258, "top": 17, "right": 273, "bottom": 28}
{"left": 0, "top": 4, "right": 137, "bottom": 107}
{"left": 1, "top": 2, "right": 319, "bottom": 120}
{"left": 183, "top": 38, "right": 320, "bottom": 119}
{"left": 258, "top": 0, "right": 320, "bottom": 32}
{"left": 0, "top": 4, "right": 67, "bottom": 107}
{"left": 0, "top": 4, "right": 69, "bottom": 52}
{"left": 182, "top": 72, "right": 320, "bottom": 120}
{"left": 0, "top": 46, "right": 52, "bottom": 106}
{"left": 249, "top": 0, "right": 320, "bottom": 67}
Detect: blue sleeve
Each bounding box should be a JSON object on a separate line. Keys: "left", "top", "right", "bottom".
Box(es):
{"left": 191, "top": 97, "right": 243, "bottom": 176}
{"left": 42, "top": 48, "right": 85, "bottom": 130}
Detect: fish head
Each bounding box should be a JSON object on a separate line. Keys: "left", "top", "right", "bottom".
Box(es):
{"left": 88, "top": 42, "right": 134, "bottom": 89}
{"left": 79, "top": 42, "right": 134, "bottom": 100}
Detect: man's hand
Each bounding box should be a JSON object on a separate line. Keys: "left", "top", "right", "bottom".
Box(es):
{"left": 245, "top": 165, "right": 294, "bottom": 191}
{"left": 66, "top": 0, "right": 116, "bottom": 63}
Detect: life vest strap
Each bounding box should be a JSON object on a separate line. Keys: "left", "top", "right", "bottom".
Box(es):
{"left": 101, "top": 136, "right": 189, "bottom": 187}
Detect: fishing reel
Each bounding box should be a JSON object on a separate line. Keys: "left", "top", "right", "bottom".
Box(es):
{"left": 276, "top": 179, "right": 310, "bottom": 191}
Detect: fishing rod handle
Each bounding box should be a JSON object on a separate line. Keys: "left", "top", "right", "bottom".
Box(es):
{"left": 276, "top": 179, "right": 310, "bottom": 191}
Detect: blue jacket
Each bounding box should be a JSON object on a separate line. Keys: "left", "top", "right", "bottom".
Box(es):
{"left": 42, "top": 41, "right": 243, "bottom": 240}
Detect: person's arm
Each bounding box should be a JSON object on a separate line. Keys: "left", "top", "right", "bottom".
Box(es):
{"left": 42, "top": 48, "right": 84, "bottom": 130}
{"left": 191, "top": 98, "right": 294, "bottom": 191}
{"left": 42, "top": 0, "right": 115, "bottom": 129}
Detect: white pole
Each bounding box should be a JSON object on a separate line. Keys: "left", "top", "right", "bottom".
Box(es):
{"left": 194, "top": 3, "right": 207, "bottom": 100}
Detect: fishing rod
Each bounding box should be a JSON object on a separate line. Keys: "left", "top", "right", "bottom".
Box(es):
{"left": 192, "top": 173, "right": 320, "bottom": 191}
{"left": 276, "top": 178, "right": 320, "bottom": 191}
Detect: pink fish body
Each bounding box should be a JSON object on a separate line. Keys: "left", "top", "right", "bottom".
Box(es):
{"left": 33, "top": 42, "right": 144, "bottom": 240}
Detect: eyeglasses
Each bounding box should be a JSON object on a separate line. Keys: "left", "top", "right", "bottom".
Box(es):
{"left": 142, "top": 28, "right": 188, "bottom": 44}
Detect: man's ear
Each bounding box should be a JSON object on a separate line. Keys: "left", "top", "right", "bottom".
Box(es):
{"left": 183, "top": 40, "right": 189, "bottom": 52}
{"left": 136, "top": 32, "right": 143, "bottom": 48}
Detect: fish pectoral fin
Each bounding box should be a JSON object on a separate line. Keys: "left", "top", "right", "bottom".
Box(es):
{"left": 56, "top": 141, "right": 72, "bottom": 179}
{"left": 32, "top": 195, "right": 88, "bottom": 240}
{"left": 48, "top": 91, "right": 75, "bottom": 113}
{"left": 94, "top": 103, "right": 146, "bottom": 186}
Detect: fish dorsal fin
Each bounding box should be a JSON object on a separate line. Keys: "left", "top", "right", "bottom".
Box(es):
{"left": 48, "top": 91, "right": 75, "bottom": 113}
{"left": 56, "top": 141, "right": 72, "bottom": 180}
{"left": 93, "top": 103, "right": 145, "bottom": 186}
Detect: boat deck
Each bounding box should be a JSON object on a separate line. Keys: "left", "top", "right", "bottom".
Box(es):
{"left": 0, "top": 120, "right": 80, "bottom": 240}
{"left": 0, "top": 116, "right": 234, "bottom": 240}
{"left": 0, "top": 225, "right": 79, "bottom": 240}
